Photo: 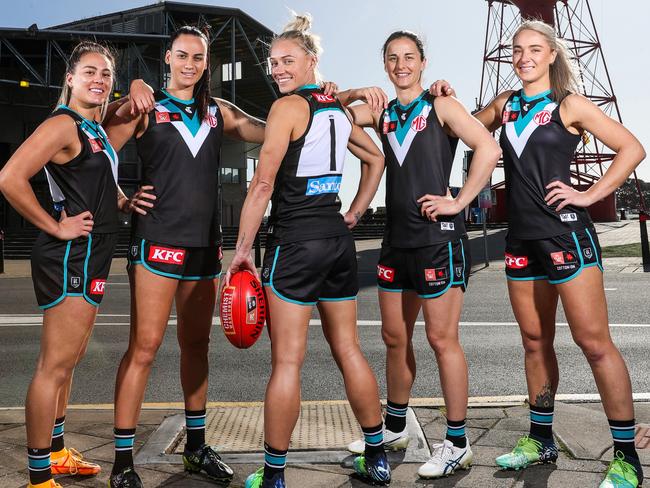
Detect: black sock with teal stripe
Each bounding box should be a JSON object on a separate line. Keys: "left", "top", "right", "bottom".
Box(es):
{"left": 445, "top": 418, "right": 467, "bottom": 448}
{"left": 384, "top": 400, "right": 408, "bottom": 433}
{"left": 185, "top": 409, "right": 206, "bottom": 451}
{"left": 529, "top": 405, "right": 554, "bottom": 443}
{"left": 609, "top": 419, "right": 639, "bottom": 461}
{"left": 51, "top": 415, "right": 65, "bottom": 453}
{"left": 27, "top": 446, "right": 52, "bottom": 485}
{"left": 263, "top": 442, "right": 287, "bottom": 480}
{"left": 112, "top": 427, "right": 136, "bottom": 475}
{"left": 362, "top": 423, "right": 384, "bottom": 456}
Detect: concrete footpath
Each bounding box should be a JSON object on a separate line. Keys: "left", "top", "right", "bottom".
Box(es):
{"left": 0, "top": 401, "right": 648, "bottom": 487}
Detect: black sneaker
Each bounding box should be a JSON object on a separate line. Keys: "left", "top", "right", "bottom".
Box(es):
{"left": 182, "top": 444, "right": 234, "bottom": 483}
{"left": 109, "top": 467, "right": 143, "bottom": 488}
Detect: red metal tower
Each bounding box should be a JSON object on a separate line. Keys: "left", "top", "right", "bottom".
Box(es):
{"left": 476, "top": 0, "right": 645, "bottom": 221}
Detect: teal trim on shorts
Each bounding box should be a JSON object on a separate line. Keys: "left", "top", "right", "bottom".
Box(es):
{"left": 319, "top": 296, "right": 357, "bottom": 302}
{"left": 418, "top": 241, "right": 455, "bottom": 299}
{"left": 451, "top": 238, "right": 467, "bottom": 286}
{"left": 82, "top": 234, "right": 100, "bottom": 307}
{"left": 584, "top": 227, "right": 604, "bottom": 272}
{"left": 506, "top": 274, "right": 549, "bottom": 281}
{"left": 137, "top": 239, "right": 220, "bottom": 281}
{"left": 548, "top": 231, "right": 585, "bottom": 285}
{"left": 267, "top": 246, "right": 317, "bottom": 306}
{"left": 39, "top": 240, "right": 72, "bottom": 310}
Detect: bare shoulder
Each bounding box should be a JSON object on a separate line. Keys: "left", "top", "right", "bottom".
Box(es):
{"left": 269, "top": 94, "right": 308, "bottom": 114}
{"left": 35, "top": 113, "right": 78, "bottom": 140}
{"left": 561, "top": 92, "right": 593, "bottom": 111}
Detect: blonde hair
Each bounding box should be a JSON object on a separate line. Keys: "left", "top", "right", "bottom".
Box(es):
{"left": 56, "top": 41, "right": 116, "bottom": 121}
{"left": 513, "top": 20, "right": 580, "bottom": 101}
{"left": 273, "top": 11, "right": 322, "bottom": 81}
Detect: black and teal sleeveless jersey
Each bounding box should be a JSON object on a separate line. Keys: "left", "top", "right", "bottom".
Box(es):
{"left": 133, "top": 89, "right": 224, "bottom": 247}
{"left": 267, "top": 85, "right": 352, "bottom": 244}
{"left": 379, "top": 91, "right": 462, "bottom": 248}
{"left": 500, "top": 89, "right": 592, "bottom": 239}
{"left": 44, "top": 105, "right": 119, "bottom": 234}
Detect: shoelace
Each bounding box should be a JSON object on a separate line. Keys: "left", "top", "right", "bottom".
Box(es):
{"left": 513, "top": 436, "right": 541, "bottom": 455}
{"left": 429, "top": 442, "right": 454, "bottom": 463}
{"left": 608, "top": 451, "right": 637, "bottom": 482}
{"left": 201, "top": 445, "right": 224, "bottom": 466}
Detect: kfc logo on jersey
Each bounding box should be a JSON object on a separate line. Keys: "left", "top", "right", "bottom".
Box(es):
{"left": 505, "top": 253, "right": 528, "bottom": 269}
{"left": 411, "top": 115, "right": 427, "bottom": 132}
{"left": 155, "top": 112, "right": 171, "bottom": 123}
{"left": 90, "top": 279, "right": 106, "bottom": 295}
{"left": 534, "top": 110, "right": 552, "bottom": 126}
{"left": 313, "top": 93, "right": 336, "bottom": 103}
{"left": 377, "top": 264, "right": 395, "bottom": 283}
{"left": 425, "top": 267, "right": 447, "bottom": 282}
{"left": 89, "top": 138, "right": 104, "bottom": 153}
{"left": 207, "top": 114, "right": 218, "bottom": 128}
{"left": 148, "top": 245, "right": 186, "bottom": 265}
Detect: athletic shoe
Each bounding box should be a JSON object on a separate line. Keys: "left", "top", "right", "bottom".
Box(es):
{"left": 27, "top": 480, "right": 62, "bottom": 488}
{"left": 245, "top": 467, "right": 286, "bottom": 488}
{"left": 599, "top": 451, "right": 641, "bottom": 488}
{"left": 495, "top": 435, "right": 558, "bottom": 470}
{"left": 418, "top": 439, "right": 473, "bottom": 478}
{"left": 182, "top": 444, "right": 234, "bottom": 483}
{"left": 109, "top": 467, "right": 143, "bottom": 488}
{"left": 353, "top": 450, "right": 392, "bottom": 485}
{"left": 50, "top": 447, "right": 101, "bottom": 475}
{"left": 347, "top": 427, "right": 409, "bottom": 454}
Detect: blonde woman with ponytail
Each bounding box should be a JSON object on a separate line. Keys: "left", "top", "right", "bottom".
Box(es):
{"left": 0, "top": 41, "right": 122, "bottom": 488}
{"left": 225, "top": 12, "right": 390, "bottom": 487}
{"left": 435, "top": 20, "right": 645, "bottom": 487}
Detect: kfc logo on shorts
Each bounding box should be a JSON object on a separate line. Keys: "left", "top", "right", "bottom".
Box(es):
{"left": 377, "top": 264, "right": 395, "bottom": 283}
{"left": 155, "top": 112, "right": 171, "bottom": 123}
{"left": 207, "top": 114, "right": 218, "bottom": 128}
{"left": 411, "top": 115, "right": 427, "bottom": 132}
{"left": 148, "top": 245, "right": 186, "bottom": 265}
{"left": 425, "top": 268, "right": 447, "bottom": 282}
{"left": 313, "top": 93, "right": 335, "bottom": 103}
{"left": 505, "top": 253, "right": 528, "bottom": 269}
{"left": 534, "top": 110, "right": 552, "bottom": 126}
{"left": 550, "top": 251, "right": 575, "bottom": 266}
{"left": 90, "top": 279, "right": 106, "bottom": 295}
{"left": 88, "top": 138, "right": 104, "bottom": 153}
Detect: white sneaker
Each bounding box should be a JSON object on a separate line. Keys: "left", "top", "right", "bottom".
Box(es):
{"left": 418, "top": 439, "right": 473, "bottom": 479}
{"left": 347, "top": 427, "right": 410, "bottom": 454}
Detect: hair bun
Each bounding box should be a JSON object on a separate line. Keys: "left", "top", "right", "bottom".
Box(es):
{"left": 283, "top": 11, "right": 312, "bottom": 33}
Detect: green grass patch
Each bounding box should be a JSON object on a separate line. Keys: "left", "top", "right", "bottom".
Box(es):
{"left": 600, "top": 242, "right": 642, "bottom": 258}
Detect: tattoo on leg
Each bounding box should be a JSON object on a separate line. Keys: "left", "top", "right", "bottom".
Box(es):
{"left": 534, "top": 381, "right": 554, "bottom": 408}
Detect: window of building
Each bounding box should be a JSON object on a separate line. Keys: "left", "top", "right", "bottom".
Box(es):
{"left": 222, "top": 61, "right": 242, "bottom": 82}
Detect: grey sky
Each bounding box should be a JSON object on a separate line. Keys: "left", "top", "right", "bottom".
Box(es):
{"left": 5, "top": 0, "right": 649, "bottom": 210}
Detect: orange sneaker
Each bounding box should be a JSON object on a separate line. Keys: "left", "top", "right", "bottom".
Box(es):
{"left": 28, "top": 480, "right": 62, "bottom": 488}
{"left": 50, "top": 447, "right": 101, "bottom": 475}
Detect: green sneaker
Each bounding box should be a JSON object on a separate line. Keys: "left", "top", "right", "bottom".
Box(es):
{"left": 495, "top": 435, "right": 558, "bottom": 470}
{"left": 599, "top": 451, "right": 640, "bottom": 488}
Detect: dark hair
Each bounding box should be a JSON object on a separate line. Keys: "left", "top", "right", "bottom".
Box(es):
{"left": 169, "top": 25, "right": 211, "bottom": 121}
{"left": 382, "top": 31, "right": 425, "bottom": 60}
{"left": 57, "top": 41, "right": 116, "bottom": 120}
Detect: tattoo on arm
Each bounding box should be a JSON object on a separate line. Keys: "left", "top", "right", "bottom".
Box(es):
{"left": 354, "top": 211, "right": 361, "bottom": 223}
{"left": 236, "top": 233, "right": 246, "bottom": 252}
{"left": 534, "top": 381, "right": 555, "bottom": 408}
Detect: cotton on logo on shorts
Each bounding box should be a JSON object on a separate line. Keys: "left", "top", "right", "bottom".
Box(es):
{"left": 377, "top": 264, "right": 395, "bottom": 283}
{"left": 505, "top": 253, "right": 528, "bottom": 269}
{"left": 90, "top": 279, "right": 106, "bottom": 295}
{"left": 148, "top": 246, "right": 186, "bottom": 265}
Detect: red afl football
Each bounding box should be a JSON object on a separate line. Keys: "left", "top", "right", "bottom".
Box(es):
{"left": 220, "top": 271, "right": 267, "bottom": 349}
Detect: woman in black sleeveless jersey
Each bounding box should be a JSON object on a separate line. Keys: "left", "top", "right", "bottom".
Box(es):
{"left": 336, "top": 32, "right": 500, "bottom": 480}
{"left": 103, "top": 26, "right": 268, "bottom": 487}
{"left": 0, "top": 42, "right": 121, "bottom": 488}
{"left": 225, "top": 13, "right": 390, "bottom": 488}
{"left": 435, "top": 20, "right": 645, "bottom": 487}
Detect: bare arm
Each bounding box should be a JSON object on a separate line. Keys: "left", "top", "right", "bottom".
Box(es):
{"left": 217, "top": 98, "right": 266, "bottom": 144}
{"left": 545, "top": 94, "right": 646, "bottom": 210}
{"left": 225, "top": 96, "right": 304, "bottom": 282}
{"left": 0, "top": 116, "right": 94, "bottom": 238}
{"left": 419, "top": 96, "right": 501, "bottom": 220}
{"left": 344, "top": 123, "right": 385, "bottom": 228}
{"left": 337, "top": 87, "right": 386, "bottom": 129}
{"left": 105, "top": 102, "right": 146, "bottom": 152}
{"left": 473, "top": 91, "right": 514, "bottom": 132}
